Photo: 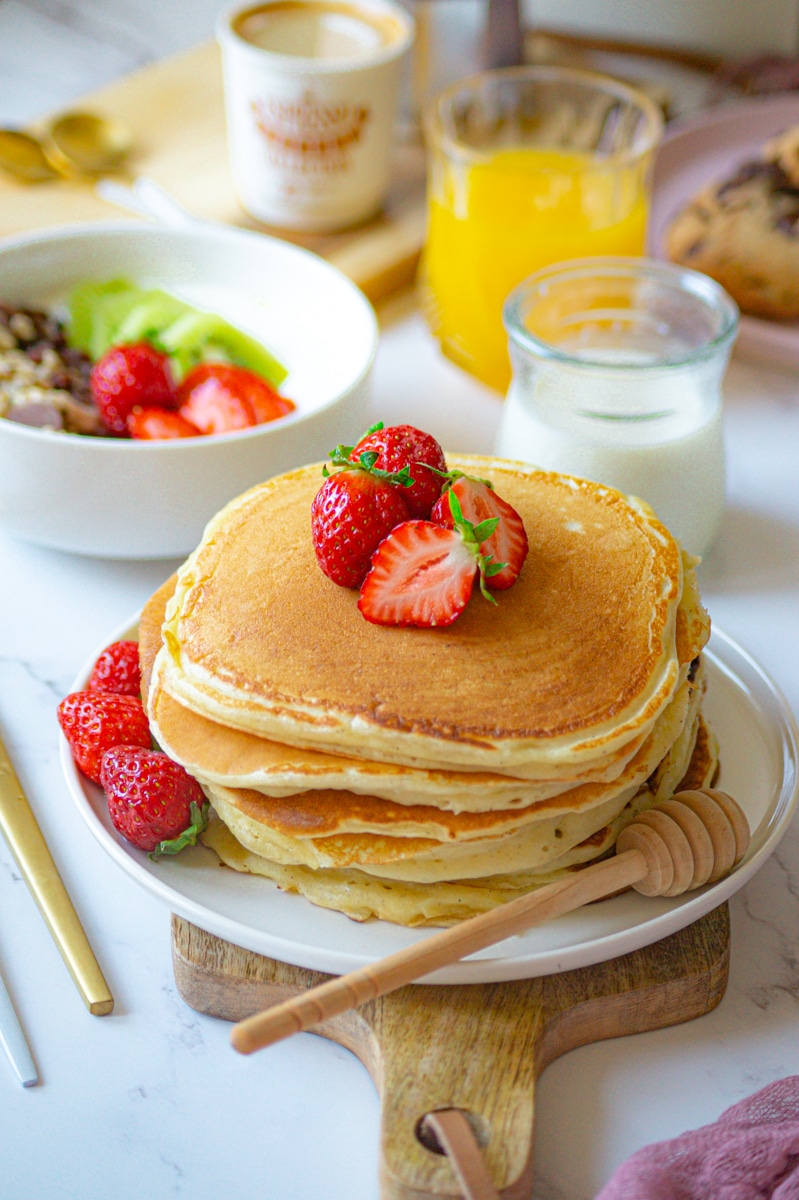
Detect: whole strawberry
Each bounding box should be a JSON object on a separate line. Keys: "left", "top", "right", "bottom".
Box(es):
{"left": 431, "top": 474, "right": 528, "bottom": 589}
{"left": 57, "top": 690, "right": 151, "bottom": 784}
{"left": 350, "top": 423, "right": 447, "bottom": 518}
{"left": 90, "top": 342, "right": 176, "bottom": 435}
{"left": 311, "top": 468, "right": 410, "bottom": 588}
{"left": 87, "top": 640, "right": 142, "bottom": 697}
{"left": 100, "top": 746, "right": 208, "bottom": 855}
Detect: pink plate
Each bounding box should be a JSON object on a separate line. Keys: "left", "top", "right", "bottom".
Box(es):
{"left": 649, "top": 94, "right": 799, "bottom": 368}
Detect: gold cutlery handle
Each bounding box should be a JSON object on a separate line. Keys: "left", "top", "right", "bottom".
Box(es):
{"left": 0, "top": 740, "right": 113, "bottom": 1016}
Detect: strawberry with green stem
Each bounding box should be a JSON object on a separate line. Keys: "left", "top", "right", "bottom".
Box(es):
{"left": 311, "top": 440, "right": 414, "bottom": 588}
{"left": 100, "top": 745, "right": 209, "bottom": 857}
{"left": 348, "top": 422, "right": 447, "bottom": 518}
{"left": 431, "top": 471, "right": 528, "bottom": 589}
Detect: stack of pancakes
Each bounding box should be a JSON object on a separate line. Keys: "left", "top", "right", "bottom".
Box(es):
{"left": 139, "top": 455, "right": 718, "bottom": 926}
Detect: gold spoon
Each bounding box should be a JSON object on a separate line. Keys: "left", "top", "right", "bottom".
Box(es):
{"left": 0, "top": 111, "right": 132, "bottom": 183}
{"left": 46, "top": 111, "right": 132, "bottom": 175}
{"left": 0, "top": 130, "right": 61, "bottom": 183}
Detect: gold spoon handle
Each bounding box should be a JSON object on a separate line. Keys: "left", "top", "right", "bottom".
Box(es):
{"left": 0, "top": 735, "right": 113, "bottom": 1016}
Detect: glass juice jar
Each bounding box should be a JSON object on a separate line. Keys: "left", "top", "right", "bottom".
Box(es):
{"left": 495, "top": 258, "right": 739, "bottom": 559}
{"left": 420, "top": 65, "right": 663, "bottom": 393}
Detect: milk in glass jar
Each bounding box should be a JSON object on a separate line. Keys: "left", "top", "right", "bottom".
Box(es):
{"left": 495, "top": 258, "right": 739, "bottom": 558}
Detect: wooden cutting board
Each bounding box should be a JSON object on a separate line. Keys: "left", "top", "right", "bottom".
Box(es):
{"left": 0, "top": 42, "right": 427, "bottom": 304}
{"left": 172, "top": 903, "right": 730, "bottom": 1199}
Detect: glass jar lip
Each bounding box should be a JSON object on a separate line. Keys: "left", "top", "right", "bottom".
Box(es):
{"left": 425, "top": 64, "right": 664, "bottom": 168}
{"left": 502, "top": 256, "right": 740, "bottom": 370}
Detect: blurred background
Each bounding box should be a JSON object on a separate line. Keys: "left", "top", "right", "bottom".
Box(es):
{"left": 5, "top": 0, "right": 799, "bottom": 125}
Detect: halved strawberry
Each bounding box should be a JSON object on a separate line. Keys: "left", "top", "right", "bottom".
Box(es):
{"left": 358, "top": 507, "right": 502, "bottom": 628}
{"left": 358, "top": 522, "right": 474, "bottom": 627}
{"left": 431, "top": 474, "right": 528, "bottom": 589}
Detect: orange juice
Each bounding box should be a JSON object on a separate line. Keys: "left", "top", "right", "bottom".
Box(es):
{"left": 421, "top": 147, "right": 650, "bottom": 393}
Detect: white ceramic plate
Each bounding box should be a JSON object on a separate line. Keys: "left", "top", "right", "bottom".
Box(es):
{"left": 649, "top": 94, "right": 799, "bottom": 368}
{"left": 62, "top": 620, "right": 798, "bottom": 984}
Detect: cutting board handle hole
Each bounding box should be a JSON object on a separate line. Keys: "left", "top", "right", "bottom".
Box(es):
{"left": 416, "top": 1109, "right": 491, "bottom": 1156}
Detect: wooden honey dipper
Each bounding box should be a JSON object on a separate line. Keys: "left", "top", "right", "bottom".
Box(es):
{"left": 231, "top": 788, "right": 750, "bottom": 1055}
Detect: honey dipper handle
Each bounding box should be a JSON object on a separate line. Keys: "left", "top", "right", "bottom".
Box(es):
{"left": 230, "top": 848, "right": 648, "bottom": 1055}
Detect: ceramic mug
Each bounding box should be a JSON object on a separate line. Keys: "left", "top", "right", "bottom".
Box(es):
{"left": 217, "top": 0, "right": 414, "bottom": 232}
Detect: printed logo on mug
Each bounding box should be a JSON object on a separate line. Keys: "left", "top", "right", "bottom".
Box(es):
{"left": 218, "top": 0, "right": 415, "bottom": 231}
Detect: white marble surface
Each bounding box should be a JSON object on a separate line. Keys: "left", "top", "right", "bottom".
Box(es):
{"left": 2, "top": 6, "right": 799, "bottom": 1200}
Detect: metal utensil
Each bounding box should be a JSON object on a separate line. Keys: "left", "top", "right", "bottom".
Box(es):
{"left": 45, "top": 111, "right": 132, "bottom": 175}
{"left": 0, "top": 732, "right": 113, "bottom": 1017}
{"left": 0, "top": 130, "right": 61, "bottom": 183}
{"left": 0, "top": 966, "right": 37, "bottom": 1087}
{"left": 0, "top": 110, "right": 132, "bottom": 183}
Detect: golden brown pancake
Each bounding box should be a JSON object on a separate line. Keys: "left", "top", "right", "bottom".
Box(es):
{"left": 196, "top": 670, "right": 705, "bottom": 884}
{"left": 141, "top": 568, "right": 700, "bottom": 812}
{"left": 200, "top": 714, "right": 718, "bottom": 925}
{"left": 159, "top": 456, "right": 704, "bottom": 774}
{"left": 137, "top": 454, "right": 715, "bottom": 926}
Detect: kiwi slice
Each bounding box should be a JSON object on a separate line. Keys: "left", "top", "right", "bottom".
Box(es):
{"left": 158, "top": 311, "right": 288, "bottom": 386}
{"left": 113, "top": 290, "right": 192, "bottom": 347}
{"left": 68, "top": 279, "right": 139, "bottom": 358}
{"left": 67, "top": 279, "right": 288, "bottom": 386}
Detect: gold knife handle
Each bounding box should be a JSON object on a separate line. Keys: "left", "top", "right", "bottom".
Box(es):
{"left": 0, "top": 742, "right": 113, "bottom": 1015}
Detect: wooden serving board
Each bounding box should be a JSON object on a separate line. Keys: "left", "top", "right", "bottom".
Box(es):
{"left": 0, "top": 42, "right": 427, "bottom": 305}
{"left": 172, "top": 903, "right": 730, "bottom": 1199}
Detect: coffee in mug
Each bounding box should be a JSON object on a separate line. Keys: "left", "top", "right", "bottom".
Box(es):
{"left": 218, "top": 0, "right": 414, "bottom": 231}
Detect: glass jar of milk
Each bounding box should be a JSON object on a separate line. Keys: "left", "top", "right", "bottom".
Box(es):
{"left": 495, "top": 258, "right": 739, "bottom": 559}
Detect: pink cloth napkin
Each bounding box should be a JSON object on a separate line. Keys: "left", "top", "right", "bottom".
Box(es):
{"left": 596, "top": 1077, "right": 799, "bottom": 1199}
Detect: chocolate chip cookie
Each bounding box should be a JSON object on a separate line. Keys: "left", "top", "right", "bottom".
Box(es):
{"left": 665, "top": 142, "right": 799, "bottom": 320}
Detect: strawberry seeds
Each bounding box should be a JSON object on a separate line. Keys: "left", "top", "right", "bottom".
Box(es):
{"left": 310, "top": 422, "right": 529, "bottom": 627}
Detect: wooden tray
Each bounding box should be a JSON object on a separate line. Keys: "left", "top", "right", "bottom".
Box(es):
{"left": 172, "top": 902, "right": 730, "bottom": 1199}
{"left": 0, "top": 42, "right": 427, "bottom": 305}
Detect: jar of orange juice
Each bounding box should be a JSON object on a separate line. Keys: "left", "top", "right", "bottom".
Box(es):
{"left": 420, "top": 66, "right": 663, "bottom": 392}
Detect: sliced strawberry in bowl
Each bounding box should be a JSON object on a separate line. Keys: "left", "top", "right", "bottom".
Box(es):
{"left": 127, "top": 406, "right": 201, "bottom": 439}
{"left": 432, "top": 474, "right": 528, "bottom": 589}
{"left": 90, "top": 342, "right": 177, "bottom": 435}
{"left": 176, "top": 363, "right": 294, "bottom": 435}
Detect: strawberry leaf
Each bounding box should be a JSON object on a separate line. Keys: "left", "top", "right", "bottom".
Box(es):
{"left": 324, "top": 442, "right": 415, "bottom": 488}
{"left": 471, "top": 517, "right": 500, "bottom": 544}
{"left": 429, "top": 466, "right": 496, "bottom": 490}
{"left": 149, "top": 800, "right": 209, "bottom": 861}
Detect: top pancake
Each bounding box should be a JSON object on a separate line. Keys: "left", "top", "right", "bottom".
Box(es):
{"left": 159, "top": 455, "right": 695, "bottom": 773}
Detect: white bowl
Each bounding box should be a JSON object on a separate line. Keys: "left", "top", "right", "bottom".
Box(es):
{"left": 0, "top": 221, "right": 377, "bottom": 558}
